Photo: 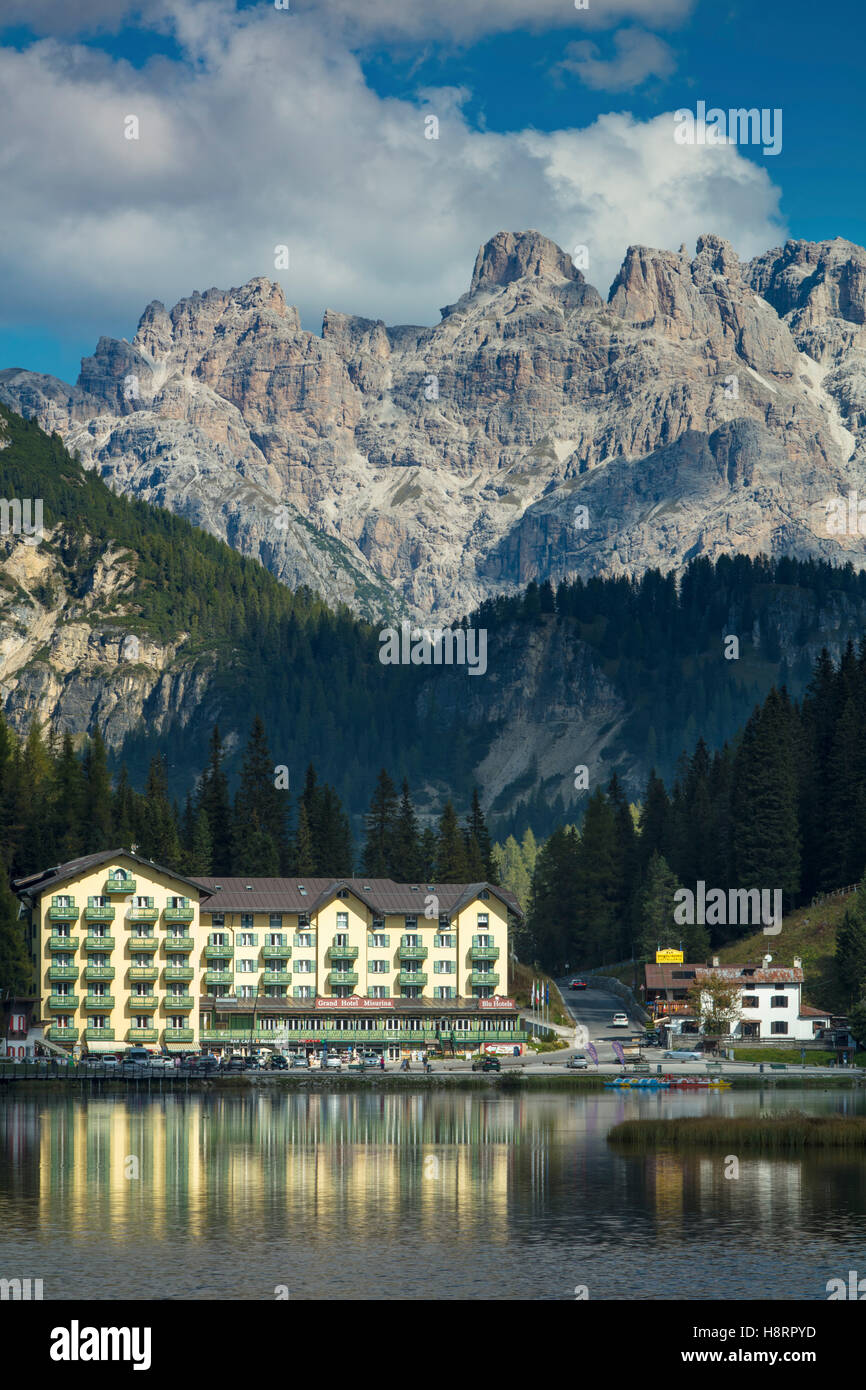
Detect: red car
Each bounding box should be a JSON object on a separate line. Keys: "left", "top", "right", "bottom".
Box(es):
{"left": 570, "top": 978, "right": 588, "bottom": 990}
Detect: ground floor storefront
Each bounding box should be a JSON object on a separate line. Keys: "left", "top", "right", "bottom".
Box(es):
{"left": 199, "top": 996, "right": 528, "bottom": 1057}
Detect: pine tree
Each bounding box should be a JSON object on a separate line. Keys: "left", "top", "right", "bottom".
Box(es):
{"left": 197, "top": 726, "right": 233, "bottom": 873}
{"left": 232, "top": 717, "right": 287, "bottom": 875}
{"left": 464, "top": 787, "right": 494, "bottom": 880}
{"left": 51, "top": 733, "right": 85, "bottom": 861}
{"left": 835, "top": 877, "right": 866, "bottom": 1006}
{"left": 139, "top": 755, "right": 181, "bottom": 866}
{"left": 0, "top": 851, "right": 32, "bottom": 993}
{"left": 436, "top": 801, "right": 469, "bottom": 880}
{"left": 81, "top": 727, "right": 114, "bottom": 853}
{"left": 637, "top": 852, "right": 682, "bottom": 958}
{"left": 573, "top": 788, "right": 619, "bottom": 965}
{"left": 730, "top": 688, "right": 801, "bottom": 913}
{"left": 527, "top": 826, "right": 579, "bottom": 969}
{"left": 390, "top": 780, "right": 423, "bottom": 881}
{"left": 187, "top": 806, "right": 213, "bottom": 876}
{"left": 361, "top": 769, "right": 398, "bottom": 877}
{"left": 294, "top": 801, "right": 316, "bottom": 876}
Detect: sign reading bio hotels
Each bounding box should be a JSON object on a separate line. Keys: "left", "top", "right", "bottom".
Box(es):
{"left": 315, "top": 996, "right": 395, "bottom": 1010}
{"left": 655, "top": 949, "right": 684, "bottom": 964}
{"left": 478, "top": 997, "right": 515, "bottom": 1009}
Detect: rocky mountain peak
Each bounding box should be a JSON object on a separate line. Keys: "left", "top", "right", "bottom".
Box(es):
{"left": 469, "top": 229, "right": 585, "bottom": 294}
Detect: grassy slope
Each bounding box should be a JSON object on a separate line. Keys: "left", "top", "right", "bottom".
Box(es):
{"left": 715, "top": 892, "right": 852, "bottom": 1014}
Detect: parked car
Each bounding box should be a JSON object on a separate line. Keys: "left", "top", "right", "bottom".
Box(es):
{"left": 324, "top": 1055, "right": 342, "bottom": 1070}
{"left": 471, "top": 1056, "right": 501, "bottom": 1072}
{"left": 611, "top": 1012, "right": 629, "bottom": 1028}
{"left": 663, "top": 1049, "right": 703, "bottom": 1061}
{"left": 569, "top": 978, "right": 588, "bottom": 990}
{"left": 223, "top": 1055, "right": 248, "bottom": 1073}
{"left": 643, "top": 1031, "right": 661, "bottom": 1046}
{"left": 191, "top": 1054, "right": 219, "bottom": 1075}
{"left": 267, "top": 1053, "right": 288, "bottom": 1070}
{"left": 290, "top": 1055, "right": 310, "bottom": 1069}
{"left": 121, "top": 1047, "right": 153, "bottom": 1070}
{"left": 565, "top": 1054, "right": 588, "bottom": 1069}
{"left": 358, "top": 1051, "right": 379, "bottom": 1064}
{"left": 144, "top": 1056, "right": 175, "bottom": 1072}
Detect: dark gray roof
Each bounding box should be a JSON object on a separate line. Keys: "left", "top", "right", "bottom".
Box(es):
{"left": 192, "top": 875, "right": 523, "bottom": 919}
{"left": 12, "top": 849, "right": 205, "bottom": 899}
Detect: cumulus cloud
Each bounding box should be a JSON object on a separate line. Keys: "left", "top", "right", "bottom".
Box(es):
{"left": 0, "top": 3, "right": 785, "bottom": 368}
{"left": 553, "top": 28, "right": 676, "bottom": 90}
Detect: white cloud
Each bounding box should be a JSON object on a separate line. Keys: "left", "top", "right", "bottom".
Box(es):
{"left": 553, "top": 28, "right": 676, "bottom": 90}
{"left": 0, "top": 3, "right": 785, "bottom": 365}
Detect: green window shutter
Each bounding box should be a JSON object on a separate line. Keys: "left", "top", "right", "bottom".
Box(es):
{"left": 251, "top": 934, "right": 258, "bottom": 946}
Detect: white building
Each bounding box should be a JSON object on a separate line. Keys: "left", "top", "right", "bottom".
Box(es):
{"left": 646, "top": 954, "right": 831, "bottom": 1042}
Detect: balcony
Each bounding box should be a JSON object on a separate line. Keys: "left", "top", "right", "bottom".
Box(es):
{"left": 83, "top": 935, "right": 115, "bottom": 952}
{"left": 204, "top": 945, "right": 233, "bottom": 960}
{"left": 129, "top": 937, "right": 158, "bottom": 953}
{"left": 164, "top": 936, "right": 194, "bottom": 953}
{"left": 470, "top": 946, "right": 500, "bottom": 962}
{"left": 47, "top": 935, "right": 79, "bottom": 953}
{"left": 48, "top": 966, "right": 78, "bottom": 983}
{"left": 48, "top": 994, "right": 79, "bottom": 1010}
{"left": 129, "top": 996, "right": 157, "bottom": 1011}
{"left": 165, "top": 1028, "right": 194, "bottom": 1042}
{"left": 205, "top": 970, "right": 233, "bottom": 987}
{"left": 105, "top": 877, "right": 136, "bottom": 895}
{"left": 397, "top": 971, "right": 427, "bottom": 987}
{"left": 327, "top": 971, "right": 358, "bottom": 987}
{"left": 127, "top": 1028, "right": 158, "bottom": 1043}
{"left": 469, "top": 971, "right": 500, "bottom": 987}
{"left": 47, "top": 1026, "right": 78, "bottom": 1042}
{"left": 84, "top": 905, "right": 115, "bottom": 923}
{"left": 262, "top": 970, "right": 292, "bottom": 986}
{"left": 84, "top": 967, "right": 115, "bottom": 983}
{"left": 128, "top": 966, "right": 158, "bottom": 983}
{"left": 164, "top": 966, "right": 194, "bottom": 983}
{"left": 48, "top": 904, "right": 78, "bottom": 921}
{"left": 328, "top": 943, "right": 359, "bottom": 961}
{"left": 262, "top": 944, "right": 292, "bottom": 961}
{"left": 83, "top": 995, "right": 115, "bottom": 1010}
{"left": 398, "top": 945, "right": 428, "bottom": 962}
{"left": 83, "top": 1028, "right": 115, "bottom": 1041}
{"left": 126, "top": 906, "right": 158, "bottom": 923}
{"left": 164, "top": 906, "right": 194, "bottom": 923}
{"left": 163, "top": 995, "right": 194, "bottom": 1011}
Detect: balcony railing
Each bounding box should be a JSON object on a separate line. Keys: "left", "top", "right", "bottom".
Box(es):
{"left": 83, "top": 1028, "right": 115, "bottom": 1041}
{"left": 327, "top": 971, "right": 359, "bottom": 987}
{"left": 397, "top": 971, "right": 427, "bottom": 987}
{"left": 262, "top": 945, "right": 292, "bottom": 960}
{"left": 261, "top": 970, "right": 290, "bottom": 986}
{"left": 164, "top": 966, "right": 194, "bottom": 982}
{"left": 205, "top": 971, "right": 233, "bottom": 987}
{"left": 83, "top": 935, "right": 115, "bottom": 952}
{"left": 84, "top": 905, "right": 115, "bottom": 922}
{"left": 470, "top": 946, "right": 500, "bottom": 962}
{"left": 469, "top": 972, "right": 499, "bottom": 987}
{"left": 164, "top": 995, "right": 194, "bottom": 1011}
{"left": 47, "top": 1026, "right": 78, "bottom": 1041}
{"left": 164, "top": 936, "right": 194, "bottom": 953}
{"left": 164, "top": 907, "right": 194, "bottom": 923}
{"left": 328, "top": 943, "right": 359, "bottom": 961}
{"left": 129, "top": 996, "right": 157, "bottom": 1011}
{"left": 47, "top": 936, "right": 79, "bottom": 953}
{"left": 48, "top": 904, "right": 78, "bottom": 921}
{"left": 84, "top": 967, "right": 115, "bottom": 982}
{"left": 165, "top": 1028, "right": 194, "bottom": 1042}
{"left": 105, "top": 877, "right": 136, "bottom": 895}
{"left": 126, "top": 907, "right": 158, "bottom": 922}
{"left": 128, "top": 966, "right": 158, "bottom": 982}
{"left": 398, "top": 945, "right": 428, "bottom": 961}
{"left": 47, "top": 966, "right": 78, "bottom": 982}
{"left": 204, "top": 945, "right": 233, "bottom": 960}
{"left": 48, "top": 994, "right": 79, "bottom": 1010}
{"left": 199, "top": 1026, "right": 529, "bottom": 1044}
{"left": 129, "top": 937, "right": 158, "bottom": 953}
{"left": 127, "top": 1028, "right": 158, "bottom": 1043}
{"left": 83, "top": 995, "right": 115, "bottom": 1010}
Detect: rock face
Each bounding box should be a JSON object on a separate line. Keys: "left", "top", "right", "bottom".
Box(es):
{"left": 3, "top": 230, "right": 866, "bottom": 620}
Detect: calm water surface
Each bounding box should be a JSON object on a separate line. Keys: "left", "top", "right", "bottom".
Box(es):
{"left": 1, "top": 1087, "right": 864, "bottom": 1300}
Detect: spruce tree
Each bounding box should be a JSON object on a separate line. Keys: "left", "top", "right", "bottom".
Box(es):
{"left": 464, "top": 787, "right": 494, "bottom": 880}
{"left": 197, "top": 726, "right": 233, "bottom": 873}
{"left": 294, "top": 801, "right": 316, "bottom": 876}
{"left": 390, "top": 780, "right": 423, "bottom": 881}
{"left": 436, "top": 801, "right": 469, "bottom": 880}
{"left": 139, "top": 755, "right": 182, "bottom": 867}
{"left": 81, "top": 728, "right": 114, "bottom": 853}
{"left": 361, "top": 769, "right": 398, "bottom": 877}
{"left": 835, "top": 878, "right": 866, "bottom": 1006}
{"left": 0, "top": 851, "right": 32, "bottom": 993}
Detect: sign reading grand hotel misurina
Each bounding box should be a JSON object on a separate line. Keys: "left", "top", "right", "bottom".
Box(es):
{"left": 315, "top": 996, "right": 396, "bottom": 1009}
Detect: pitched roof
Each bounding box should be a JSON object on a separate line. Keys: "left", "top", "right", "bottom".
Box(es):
{"left": 12, "top": 849, "right": 204, "bottom": 899}
{"left": 646, "top": 962, "right": 804, "bottom": 990}
{"left": 191, "top": 875, "right": 523, "bottom": 918}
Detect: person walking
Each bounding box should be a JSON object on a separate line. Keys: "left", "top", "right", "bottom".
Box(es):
{"left": 379, "top": 1054, "right": 385, "bottom": 1071}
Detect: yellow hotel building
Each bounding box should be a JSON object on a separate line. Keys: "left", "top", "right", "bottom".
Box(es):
{"left": 14, "top": 849, "right": 527, "bottom": 1057}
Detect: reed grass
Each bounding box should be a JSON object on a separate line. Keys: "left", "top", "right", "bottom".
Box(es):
{"left": 608, "top": 1114, "right": 866, "bottom": 1150}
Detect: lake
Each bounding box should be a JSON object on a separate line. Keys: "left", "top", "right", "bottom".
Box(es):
{"left": 2, "top": 1086, "right": 864, "bottom": 1300}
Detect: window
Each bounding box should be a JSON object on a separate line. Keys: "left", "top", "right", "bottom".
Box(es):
{"left": 741, "top": 995, "right": 759, "bottom": 1009}
{"left": 335, "top": 932, "right": 349, "bottom": 947}
{"left": 237, "top": 959, "right": 257, "bottom": 973}
{"left": 295, "top": 932, "right": 314, "bottom": 948}
{"left": 477, "top": 913, "right": 489, "bottom": 926}
{"left": 134, "top": 1016, "right": 150, "bottom": 1029}
{"left": 90, "top": 1017, "right": 108, "bottom": 1030}
{"left": 475, "top": 934, "right": 492, "bottom": 948}
{"left": 770, "top": 1021, "right": 788, "bottom": 1035}
{"left": 402, "top": 934, "right": 420, "bottom": 948}
{"left": 479, "top": 891, "right": 489, "bottom": 900}
{"left": 771, "top": 996, "right": 788, "bottom": 1008}
{"left": 88, "top": 896, "right": 109, "bottom": 908}
{"left": 260, "top": 1017, "right": 279, "bottom": 1031}
{"left": 295, "top": 959, "right": 314, "bottom": 973}
{"left": 133, "top": 928, "right": 153, "bottom": 940}
{"left": 211, "top": 914, "right": 225, "bottom": 929}
{"left": 209, "top": 934, "right": 228, "bottom": 947}
{"left": 369, "top": 933, "right": 390, "bottom": 948}
{"left": 132, "top": 896, "right": 153, "bottom": 908}
{"left": 434, "top": 960, "right": 455, "bottom": 974}
{"left": 368, "top": 985, "right": 390, "bottom": 999}
{"left": 238, "top": 933, "right": 258, "bottom": 947}
{"left": 404, "top": 916, "right": 418, "bottom": 930}
{"left": 269, "top": 914, "right": 283, "bottom": 929}
{"left": 168, "top": 1017, "right": 186, "bottom": 1030}
{"left": 293, "top": 986, "right": 314, "bottom": 999}
{"left": 132, "top": 985, "right": 151, "bottom": 998}
{"left": 434, "top": 986, "right": 456, "bottom": 1000}
{"left": 434, "top": 934, "right": 455, "bottom": 948}
{"left": 368, "top": 959, "right": 389, "bottom": 974}
{"left": 237, "top": 986, "right": 256, "bottom": 999}
{"left": 53, "top": 895, "right": 73, "bottom": 907}
{"left": 336, "top": 912, "right": 348, "bottom": 931}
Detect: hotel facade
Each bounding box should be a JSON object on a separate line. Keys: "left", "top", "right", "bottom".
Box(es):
{"left": 13, "top": 850, "right": 527, "bottom": 1058}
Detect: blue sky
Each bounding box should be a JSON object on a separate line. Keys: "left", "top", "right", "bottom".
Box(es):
{"left": 0, "top": 0, "right": 861, "bottom": 383}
